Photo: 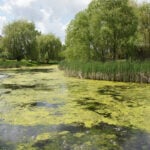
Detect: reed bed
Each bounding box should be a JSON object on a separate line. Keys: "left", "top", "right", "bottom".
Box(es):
{"left": 59, "top": 60, "right": 150, "bottom": 83}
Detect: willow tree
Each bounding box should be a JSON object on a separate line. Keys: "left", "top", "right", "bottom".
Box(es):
{"left": 88, "top": 0, "right": 138, "bottom": 60}
{"left": 2, "top": 20, "right": 39, "bottom": 61}
{"left": 37, "top": 34, "right": 62, "bottom": 63}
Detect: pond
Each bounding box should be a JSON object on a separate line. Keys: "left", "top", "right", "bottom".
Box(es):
{"left": 0, "top": 65, "right": 150, "bottom": 150}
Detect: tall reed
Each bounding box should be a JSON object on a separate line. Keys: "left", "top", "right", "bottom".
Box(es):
{"left": 59, "top": 60, "right": 150, "bottom": 83}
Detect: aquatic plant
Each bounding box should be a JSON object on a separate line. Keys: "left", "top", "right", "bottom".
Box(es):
{"left": 0, "top": 65, "right": 150, "bottom": 149}
{"left": 59, "top": 60, "right": 150, "bottom": 83}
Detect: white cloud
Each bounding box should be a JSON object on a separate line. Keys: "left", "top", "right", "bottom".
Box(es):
{"left": 0, "top": 16, "right": 7, "bottom": 34}
{"left": 0, "top": 0, "right": 147, "bottom": 42}
{"left": 0, "top": 0, "right": 92, "bottom": 42}
{"left": 12, "top": 0, "right": 36, "bottom": 7}
{"left": 0, "top": 3, "right": 12, "bottom": 13}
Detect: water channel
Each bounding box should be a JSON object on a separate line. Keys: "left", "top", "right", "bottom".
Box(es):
{"left": 0, "top": 65, "right": 150, "bottom": 150}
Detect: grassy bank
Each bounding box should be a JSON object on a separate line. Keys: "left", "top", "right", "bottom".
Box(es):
{"left": 60, "top": 60, "right": 150, "bottom": 83}
{"left": 0, "top": 59, "right": 59, "bottom": 68}
{"left": 0, "top": 59, "right": 39, "bottom": 68}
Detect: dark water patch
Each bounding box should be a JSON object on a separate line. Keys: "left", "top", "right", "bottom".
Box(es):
{"left": 76, "top": 98, "right": 111, "bottom": 117}
{"left": 35, "top": 102, "right": 64, "bottom": 108}
{"left": 98, "top": 86, "right": 121, "bottom": 97}
{"left": 98, "top": 85, "right": 134, "bottom": 102}
{"left": 2, "top": 83, "right": 36, "bottom": 90}
{"left": 33, "top": 139, "right": 53, "bottom": 149}
{"left": 0, "top": 140, "right": 16, "bottom": 150}
{"left": 83, "top": 97, "right": 96, "bottom": 101}
{"left": 32, "top": 122, "right": 150, "bottom": 150}
{"left": 98, "top": 85, "right": 144, "bottom": 108}
{"left": 57, "top": 123, "right": 86, "bottom": 133}
{"left": 76, "top": 97, "right": 96, "bottom": 105}
{"left": 97, "top": 112, "right": 112, "bottom": 118}
{"left": 113, "top": 85, "right": 134, "bottom": 90}
{"left": 41, "top": 78, "right": 55, "bottom": 81}
{"left": 32, "top": 123, "right": 86, "bottom": 149}
{"left": 2, "top": 83, "right": 54, "bottom": 91}
{"left": 0, "top": 122, "right": 150, "bottom": 149}
{"left": 18, "top": 101, "right": 64, "bottom": 109}
{"left": 94, "top": 122, "right": 150, "bottom": 150}
{"left": 15, "top": 68, "right": 54, "bottom": 73}
{"left": 0, "top": 89, "right": 11, "bottom": 96}
{"left": 0, "top": 123, "right": 85, "bottom": 144}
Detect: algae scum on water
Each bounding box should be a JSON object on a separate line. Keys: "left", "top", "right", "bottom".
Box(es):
{"left": 0, "top": 65, "right": 150, "bottom": 150}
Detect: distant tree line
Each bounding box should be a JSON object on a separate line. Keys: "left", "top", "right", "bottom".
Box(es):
{"left": 63, "top": 0, "right": 150, "bottom": 62}
{"left": 0, "top": 0, "right": 149, "bottom": 63}
{"left": 0, "top": 20, "right": 62, "bottom": 63}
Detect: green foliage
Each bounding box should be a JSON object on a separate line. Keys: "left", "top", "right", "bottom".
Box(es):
{"left": 64, "top": 0, "right": 138, "bottom": 62}
{"left": 133, "top": 2, "right": 150, "bottom": 60}
{"left": 0, "top": 59, "right": 38, "bottom": 68}
{"left": 37, "top": 34, "right": 62, "bottom": 63}
{"left": 89, "top": 0, "right": 138, "bottom": 60}
{"left": 64, "top": 11, "right": 92, "bottom": 61}
{"left": 138, "top": 3, "right": 150, "bottom": 48}
{"left": 2, "top": 20, "right": 39, "bottom": 61}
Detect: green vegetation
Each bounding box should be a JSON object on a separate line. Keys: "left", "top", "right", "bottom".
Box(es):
{"left": 0, "top": 1, "right": 150, "bottom": 149}
{"left": 37, "top": 34, "right": 62, "bottom": 63}
{"left": 0, "top": 0, "right": 149, "bottom": 83}
{"left": 60, "top": 60, "right": 150, "bottom": 83}
{"left": 63, "top": 0, "right": 138, "bottom": 61}
{"left": 61, "top": 0, "right": 150, "bottom": 83}
{"left": 63, "top": 0, "right": 150, "bottom": 62}
{"left": 0, "top": 20, "right": 62, "bottom": 65}
{"left": 0, "top": 59, "right": 39, "bottom": 68}
{"left": 2, "top": 20, "right": 39, "bottom": 61}
{"left": 0, "top": 65, "right": 150, "bottom": 149}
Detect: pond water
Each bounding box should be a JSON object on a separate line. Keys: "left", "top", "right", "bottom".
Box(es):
{"left": 0, "top": 65, "right": 150, "bottom": 150}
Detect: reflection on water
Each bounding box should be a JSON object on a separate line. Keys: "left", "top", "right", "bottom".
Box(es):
{"left": 0, "top": 122, "right": 150, "bottom": 150}
{"left": 0, "top": 66, "right": 150, "bottom": 150}
{"left": 14, "top": 68, "right": 55, "bottom": 73}
{"left": 0, "top": 74, "right": 9, "bottom": 80}
{"left": 18, "top": 101, "right": 64, "bottom": 108}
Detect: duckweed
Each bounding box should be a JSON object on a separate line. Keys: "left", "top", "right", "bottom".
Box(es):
{"left": 0, "top": 65, "right": 150, "bottom": 149}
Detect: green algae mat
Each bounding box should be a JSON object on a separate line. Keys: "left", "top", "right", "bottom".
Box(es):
{"left": 0, "top": 65, "right": 150, "bottom": 150}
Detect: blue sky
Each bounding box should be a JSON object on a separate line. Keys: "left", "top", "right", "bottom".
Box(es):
{"left": 0, "top": 0, "right": 149, "bottom": 42}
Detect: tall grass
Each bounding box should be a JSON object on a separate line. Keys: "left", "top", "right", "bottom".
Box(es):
{"left": 59, "top": 60, "right": 150, "bottom": 83}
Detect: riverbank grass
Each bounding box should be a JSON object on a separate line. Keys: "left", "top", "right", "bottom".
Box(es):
{"left": 0, "top": 59, "right": 39, "bottom": 68}
{"left": 0, "top": 59, "right": 59, "bottom": 68}
{"left": 60, "top": 60, "right": 150, "bottom": 83}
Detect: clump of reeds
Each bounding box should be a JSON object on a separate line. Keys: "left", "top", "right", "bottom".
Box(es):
{"left": 59, "top": 60, "right": 150, "bottom": 83}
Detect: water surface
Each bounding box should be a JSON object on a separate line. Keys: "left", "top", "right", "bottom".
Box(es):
{"left": 0, "top": 66, "right": 150, "bottom": 150}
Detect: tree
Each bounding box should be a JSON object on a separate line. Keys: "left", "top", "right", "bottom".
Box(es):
{"left": 138, "top": 3, "right": 150, "bottom": 49}
{"left": 129, "top": 2, "right": 150, "bottom": 60}
{"left": 37, "top": 34, "right": 62, "bottom": 63}
{"left": 64, "top": 0, "right": 138, "bottom": 62}
{"left": 2, "top": 20, "right": 39, "bottom": 61}
{"left": 88, "top": 0, "right": 138, "bottom": 60}
{"left": 64, "top": 10, "right": 92, "bottom": 62}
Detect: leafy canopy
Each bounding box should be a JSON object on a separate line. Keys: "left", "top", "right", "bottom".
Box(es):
{"left": 3, "top": 20, "right": 39, "bottom": 61}
{"left": 37, "top": 34, "right": 62, "bottom": 63}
